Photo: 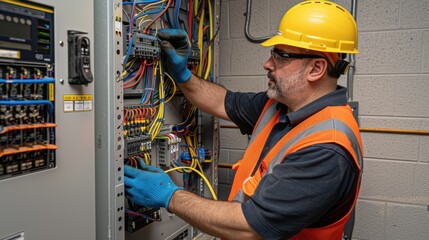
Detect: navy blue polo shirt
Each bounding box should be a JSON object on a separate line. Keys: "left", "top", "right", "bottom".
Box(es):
{"left": 224, "top": 86, "right": 359, "bottom": 239}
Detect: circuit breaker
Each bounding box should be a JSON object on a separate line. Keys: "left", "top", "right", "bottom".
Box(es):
{"left": 95, "top": 0, "right": 220, "bottom": 239}
{"left": 0, "top": 0, "right": 95, "bottom": 239}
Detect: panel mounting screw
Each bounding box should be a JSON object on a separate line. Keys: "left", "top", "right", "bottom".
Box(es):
{"left": 59, "top": 41, "right": 64, "bottom": 46}
{"left": 59, "top": 79, "right": 64, "bottom": 84}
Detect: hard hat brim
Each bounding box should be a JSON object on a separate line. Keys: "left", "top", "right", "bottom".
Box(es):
{"left": 261, "top": 35, "right": 283, "bottom": 47}
{"left": 261, "top": 34, "right": 360, "bottom": 54}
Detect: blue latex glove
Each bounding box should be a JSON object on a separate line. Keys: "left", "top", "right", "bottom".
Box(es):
{"left": 157, "top": 29, "right": 192, "bottom": 83}
{"left": 124, "top": 160, "right": 182, "bottom": 209}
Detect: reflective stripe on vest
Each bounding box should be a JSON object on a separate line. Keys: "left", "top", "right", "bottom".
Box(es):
{"left": 265, "top": 118, "right": 363, "bottom": 176}
{"left": 228, "top": 100, "right": 363, "bottom": 239}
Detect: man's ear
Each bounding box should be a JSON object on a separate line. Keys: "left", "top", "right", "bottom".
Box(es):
{"left": 307, "top": 58, "right": 328, "bottom": 82}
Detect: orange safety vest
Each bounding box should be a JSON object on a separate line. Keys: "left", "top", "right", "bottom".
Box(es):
{"left": 228, "top": 99, "right": 363, "bottom": 240}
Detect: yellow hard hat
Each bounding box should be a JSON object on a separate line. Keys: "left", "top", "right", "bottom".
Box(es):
{"left": 262, "top": 0, "right": 359, "bottom": 54}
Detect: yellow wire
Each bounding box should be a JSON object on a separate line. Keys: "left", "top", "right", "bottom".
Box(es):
{"left": 197, "top": 7, "right": 205, "bottom": 77}
{"left": 135, "top": 0, "right": 167, "bottom": 24}
{"left": 148, "top": 60, "right": 165, "bottom": 140}
{"left": 164, "top": 72, "right": 177, "bottom": 103}
{"left": 144, "top": 153, "right": 151, "bottom": 165}
{"left": 165, "top": 166, "right": 218, "bottom": 201}
{"left": 203, "top": 0, "right": 213, "bottom": 79}
{"left": 138, "top": 18, "right": 154, "bottom": 30}
{"left": 194, "top": 0, "right": 198, "bottom": 17}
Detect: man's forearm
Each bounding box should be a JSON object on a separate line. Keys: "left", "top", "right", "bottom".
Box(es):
{"left": 179, "top": 74, "right": 230, "bottom": 120}
{"left": 169, "top": 190, "right": 261, "bottom": 240}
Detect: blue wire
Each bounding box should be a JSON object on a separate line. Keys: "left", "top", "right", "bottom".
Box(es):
{"left": 124, "top": 3, "right": 165, "bottom": 66}
{"left": 123, "top": 36, "right": 134, "bottom": 66}
{"left": 123, "top": 0, "right": 160, "bottom": 5}
{"left": 133, "top": 3, "right": 165, "bottom": 21}
{"left": 174, "top": 0, "right": 181, "bottom": 29}
{"left": 0, "top": 100, "right": 54, "bottom": 122}
{"left": 0, "top": 78, "right": 55, "bottom": 84}
{"left": 163, "top": 6, "right": 173, "bottom": 28}
{"left": 0, "top": 100, "right": 54, "bottom": 115}
{"left": 140, "top": 66, "right": 150, "bottom": 104}
{"left": 123, "top": 70, "right": 138, "bottom": 82}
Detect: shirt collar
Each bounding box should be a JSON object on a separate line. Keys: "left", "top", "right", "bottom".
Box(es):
{"left": 276, "top": 86, "right": 348, "bottom": 126}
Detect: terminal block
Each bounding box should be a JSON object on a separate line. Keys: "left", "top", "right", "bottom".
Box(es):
{"left": 130, "top": 31, "right": 161, "bottom": 59}
{"left": 188, "top": 44, "right": 200, "bottom": 65}
{"left": 157, "top": 133, "right": 181, "bottom": 166}
{"left": 125, "top": 135, "right": 152, "bottom": 157}
{"left": 0, "top": 63, "right": 56, "bottom": 180}
{"left": 125, "top": 206, "right": 161, "bottom": 233}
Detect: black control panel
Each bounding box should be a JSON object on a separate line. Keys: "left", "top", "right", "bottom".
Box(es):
{"left": 0, "top": 1, "right": 54, "bottom": 63}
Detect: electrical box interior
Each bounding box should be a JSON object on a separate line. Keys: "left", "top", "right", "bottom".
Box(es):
{"left": 0, "top": 0, "right": 219, "bottom": 239}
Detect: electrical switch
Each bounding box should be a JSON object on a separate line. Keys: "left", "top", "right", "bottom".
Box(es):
{"left": 68, "top": 30, "right": 93, "bottom": 84}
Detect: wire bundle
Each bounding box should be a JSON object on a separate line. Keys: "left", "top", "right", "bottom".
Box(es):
{"left": 122, "top": 0, "right": 218, "bottom": 209}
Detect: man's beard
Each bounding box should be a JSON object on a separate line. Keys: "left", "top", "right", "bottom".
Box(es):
{"left": 266, "top": 69, "right": 305, "bottom": 101}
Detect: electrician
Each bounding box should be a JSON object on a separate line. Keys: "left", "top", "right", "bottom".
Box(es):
{"left": 124, "top": 1, "right": 363, "bottom": 239}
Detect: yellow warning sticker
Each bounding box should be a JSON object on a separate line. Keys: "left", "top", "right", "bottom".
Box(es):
{"left": 0, "top": 49, "right": 20, "bottom": 59}
{"left": 63, "top": 94, "right": 93, "bottom": 101}
{"left": 48, "top": 83, "right": 55, "bottom": 101}
{"left": 63, "top": 94, "right": 93, "bottom": 112}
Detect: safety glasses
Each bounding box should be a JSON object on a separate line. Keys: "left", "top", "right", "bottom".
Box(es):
{"left": 270, "top": 48, "right": 325, "bottom": 66}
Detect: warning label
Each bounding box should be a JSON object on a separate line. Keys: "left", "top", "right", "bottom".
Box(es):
{"left": 63, "top": 94, "right": 93, "bottom": 112}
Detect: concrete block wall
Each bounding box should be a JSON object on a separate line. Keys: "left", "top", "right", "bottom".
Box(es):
{"left": 217, "top": 0, "right": 429, "bottom": 239}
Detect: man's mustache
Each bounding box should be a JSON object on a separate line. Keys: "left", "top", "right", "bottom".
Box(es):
{"left": 267, "top": 72, "right": 275, "bottom": 81}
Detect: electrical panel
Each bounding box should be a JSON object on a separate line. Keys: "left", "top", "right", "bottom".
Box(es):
{"left": 0, "top": 0, "right": 56, "bottom": 181}
{"left": 0, "top": 0, "right": 95, "bottom": 239}
{"left": 95, "top": 0, "right": 220, "bottom": 240}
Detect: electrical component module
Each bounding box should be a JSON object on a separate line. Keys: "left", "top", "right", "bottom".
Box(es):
{"left": 110, "top": 0, "right": 220, "bottom": 238}
{"left": 0, "top": 0, "right": 57, "bottom": 180}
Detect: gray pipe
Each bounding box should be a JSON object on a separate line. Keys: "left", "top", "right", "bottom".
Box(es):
{"left": 347, "top": 0, "right": 358, "bottom": 101}
{"left": 244, "top": 0, "right": 271, "bottom": 43}
{"left": 344, "top": 4, "right": 358, "bottom": 240}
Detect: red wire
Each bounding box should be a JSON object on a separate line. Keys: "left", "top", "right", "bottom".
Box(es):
{"left": 188, "top": 0, "right": 193, "bottom": 40}
{"left": 124, "top": 60, "right": 146, "bottom": 89}
{"left": 144, "top": 0, "right": 172, "bottom": 33}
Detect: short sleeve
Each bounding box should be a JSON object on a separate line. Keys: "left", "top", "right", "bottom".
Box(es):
{"left": 224, "top": 90, "right": 269, "bottom": 135}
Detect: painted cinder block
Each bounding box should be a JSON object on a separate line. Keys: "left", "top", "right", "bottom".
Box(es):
{"left": 334, "top": 0, "right": 351, "bottom": 11}
{"left": 354, "top": 75, "right": 396, "bottom": 116}
{"left": 386, "top": 203, "right": 429, "bottom": 240}
{"left": 219, "top": 39, "right": 232, "bottom": 76}
{"left": 354, "top": 75, "right": 429, "bottom": 117}
{"left": 220, "top": 128, "right": 249, "bottom": 150}
{"left": 414, "top": 163, "right": 429, "bottom": 204}
{"left": 419, "top": 136, "right": 429, "bottom": 163}
{"left": 357, "top": 0, "right": 399, "bottom": 31}
{"left": 359, "top": 116, "right": 429, "bottom": 131}
{"left": 394, "top": 75, "right": 429, "bottom": 117}
{"left": 229, "top": 0, "right": 247, "bottom": 39}
{"left": 220, "top": 1, "right": 229, "bottom": 40}
{"left": 268, "top": 0, "right": 302, "bottom": 34}
{"left": 229, "top": 149, "right": 245, "bottom": 164}
{"left": 399, "top": 0, "right": 429, "bottom": 29}
{"left": 357, "top": 30, "right": 423, "bottom": 74}
{"left": 353, "top": 200, "right": 386, "bottom": 240}
{"left": 219, "top": 149, "right": 229, "bottom": 164}
{"left": 220, "top": 76, "right": 266, "bottom": 92}
{"left": 359, "top": 159, "right": 414, "bottom": 202}
{"left": 361, "top": 132, "right": 419, "bottom": 161}
{"left": 423, "top": 31, "right": 429, "bottom": 73}
{"left": 231, "top": 39, "right": 269, "bottom": 76}
{"left": 243, "top": 0, "right": 270, "bottom": 38}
